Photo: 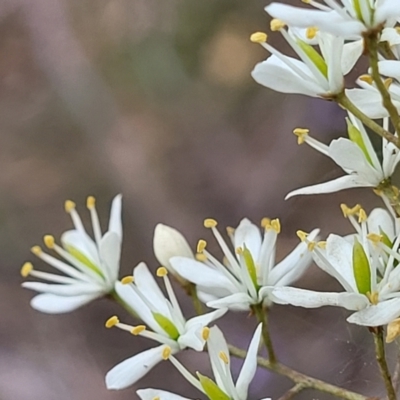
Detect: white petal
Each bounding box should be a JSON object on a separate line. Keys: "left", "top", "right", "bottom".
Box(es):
{"left": 108, "top": 194, "right": 123, "bottom": 238}
{"left": 207, "top": 293, "right": 253, "bottom": 310}
{"left": 347, "top": 298, "right": 400, "bottom": 326}
{"left": 342, "top": 40, "right": 363, "bottom": 75}
{"left": 137, "top": 389, "right": 192, "bottom": 400}
{"left": 236, "top": 324, "right": 262, "bottom": 400}
{"left": 106, "top": 345, "right": 166, "bottom": 390}
{"left": 374, "top": 0, "right": 400, "bottom": 26}
{"left": 234, "top": 219, "right": 262, "bottom": 261}
{"left": 368, "top": 208, "right": 395, "bottom": 239}
{"left": 185, "top": 308, "right": 227, "bottom": 331}
{"left": 171, "top": 257, "right": 238, "bottom": 293}
{"left": 61, "top": 229, "right": 100, "bottom": 266}
{"left": 286, "top": 174, "right": 369, "bottom": 199}
{"left": 30, "top": 293, "right": 100, "bottom": 313}
{"left": 153, "top": 224, "right": 194, "bottom": 273}
{"left": 270, "top": 287, "right": 369, "bottom": 310}
{"left": 22, "top": 281, "right": 102, "bottom": 296}
{"left": 99, "top": 231, "right": 121, "bottom": 284}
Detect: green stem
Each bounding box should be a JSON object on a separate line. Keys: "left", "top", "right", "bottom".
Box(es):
{"left": 372, "top": 327, "right": 397, "bottom": 400}
{"left": 336, "top": 92, "right": 398, "bottom": 146}
{"left": 366, "top": 33, "right": 400, "bottom": 137}
{"left": 252, "top": 304, "right": 277, "bottom": 364}
{"left": 228, "top": 344, "right": 368, "bottom": 400}
{"left": 186, "top": 283, "right": 204, "bottom": 315}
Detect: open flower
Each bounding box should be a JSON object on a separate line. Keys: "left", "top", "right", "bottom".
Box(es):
{"left": 137, "top": 324, "right": 269, "bottom": 400}
{"left": 286, "top": 113, "right": 400, "bottom": 198}
{"left": 271, "top": 205, "right": 400, "bottom": 327}
{"left": 170, "top": 218, "right": 319, "bottom": 311}
{"left": 21, "top": 195, "right": 122, "bottom": 313}
{"left": 265, "top": 0, "right": 400, "bottom": 38}
{"left": 105, "top": 263, "right": 226, "bottom": 390}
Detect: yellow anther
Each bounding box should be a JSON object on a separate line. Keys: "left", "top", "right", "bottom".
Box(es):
{"left": 302, "top": 0, "right": 311, "bottom": 3}
{"left": 367, "top": 291, "right": 379, "bottom": 305}
{"left": 196, "top": 253, "right": 207, "bottom": 262}
{"left": 105, "top": 316, "right": 119, "bottom": 328}
{"left": 384, "top": 78, "right": 393, "bottom": 89}
{"left": 261, "top": 217, "right": 271, "bottom": 229}
{"left": 367, "top": 233, "right": 383, "bottom": 244}
{"left": 43, "top": 235, "right": 55, "bottom": 249}
{"left": 293, "top": 128, "right": 309, "bottom": 145}
{"left": 306, "top": 27, "right": 319, "bottom": 39}
{"left": 219, "top": 351, "right": 229, "bottom": 364}
{"left": 86, "top": 196, "right": 96, "bottom": 209}
{"left": 131, "top": 325, "right": 146, "bottom": 335}
{"left": 157, "top": 267, "right": 168, "bottom": 277}
{"left": 386, "top": 318, "right": 400, "bottom": 343}
{"left": 162, "top": 346, "right": 172, "bottom": 360}
{"left": 121, "top": 275, "right": 134, "bottom": 284}
{"left": 340, "top": 203, "right": 361, "bottom": 217}
{"left": 197, "top": 239, "right": 207, "bottom": 253}
{"left": 373, "top": 188, "right": 383, "bottom": 196}
{"left": 396, "top": 27, "right": 400, "bottom": 34}
{"left": 204, "top": 218, "right": 218, "bottom": 228}
{"left": 236, "top": 247, "right": 243, "bottom": 255}
{"left": 21, "top": 262, "right": 33, "bottom": 277}
{"left": 270, "top": 19, "right": 286, "bottom": 31}
{"left": 250, "top": 32, "right": 268, "bottom": 43}
{"left": 317, "top": 241, "right": 327, "bottom": 249}
{"left": 202, "top": 327, "right": 210, "bottom": 341}
{"left": 226, "top": 226, "right": 235, "bottom": 236}
{"left": 64, "top": 200, "right": 76, "bottom": 213}
{"left": 153, "top": 397, "right": 160, "bottom": 400}
{"left": 307, "top": 241, "right": 316, "bottom": 251}
{"left": 359, "top": 74, "right": 373, "bottom": 85}
{"left": 271, "top": 219, "right": 281, "bottom": 233}
{"left": 358, "top": 208, "right": 367, "bottom": 223}
{"left": 296, "top": 230, "right": 308, "bottom": 242}
{"left": 31, "top": 246, "right": 42, "bottom": 256}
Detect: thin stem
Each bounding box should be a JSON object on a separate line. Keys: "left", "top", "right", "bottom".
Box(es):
{"left": 377, "top": 181, "right": 400, "bottom": 217}
{"left": 252, "top": 304, "right": 277, "bottom": 364}
{"left": 372, "top": 327, "right": 397, "bottom": 400}
{"left": 366, "top": 33, "right": 400, "bottom": 137}
{"left": 228, "top": 344, "right": 368, "bottom": 400}
{"left": 336, "top": 92, "right": 398, "bottom": 146}
{"left": 393, "top": 338, "right": 400, "bottom": 393}
{"left": 186, "top": 283, "right": 204, "bottom": 315}
{"left": 277, "top": 383, "right": 305, "bottom": 400}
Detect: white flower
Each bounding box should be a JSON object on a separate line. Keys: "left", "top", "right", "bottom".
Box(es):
{"left": 21, "top": 195, "right": 122, "bottom": 313}
{"left": 265, "top": 0, "right": 400, "bottom": 38}
{"left": 251, "top": 26, "right": 350, "bottom": 98}
{"left": 153, "top": 223, "right": 194, "bottom": 280}
{"left": 170, "top": 218, "right": 319, "bottom": 311}
{"left": 137, "top": 324, "right": 270, "bottom": 400}
{"left": 105, "top": 263, "right": 226, "bottom": 390}
{"left": 286, "top": 114, "right": 400, "bottom": 198}
{"left": 271, "top": 205, "right": 400, "bottom": 327}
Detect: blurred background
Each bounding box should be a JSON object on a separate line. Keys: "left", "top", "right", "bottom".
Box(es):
{"left": 0, "top": 0, "right": 396, "bottom": 399}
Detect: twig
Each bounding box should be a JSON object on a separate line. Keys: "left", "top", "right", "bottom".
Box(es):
{"left": 277, "top": 383, "right": 305, "bottom": 400}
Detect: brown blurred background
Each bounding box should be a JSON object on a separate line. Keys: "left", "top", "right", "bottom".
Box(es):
{"left": 0, "top": 0, "right": 396, "bottom": 399}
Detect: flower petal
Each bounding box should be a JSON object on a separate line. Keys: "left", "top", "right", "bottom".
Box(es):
{"left": 137, "top": 389, "right": 192, "bottom": 400}
{"left": 99, "top": 231, "right": 121, "bottom": 284}
{"left": 368, "top": 208, "right": 395, "bottom": 239}
{"left": 234, "top": 219, "right": 262, "bottom": 261}
{"left": 30, "top": 293, "right": 100, "bottom": 313}
{"left": 207, "top": 293, "right": 253, "bottom": 310}
{"left": 108, "top": 194, "right": 123, "bottom": 238}
{"left": 22, "top": 281, "right": 102, "bottom": 296}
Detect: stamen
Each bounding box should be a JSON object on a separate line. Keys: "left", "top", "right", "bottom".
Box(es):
{"left": 86, "top": 196, "right": 96, "bottom": 209}
{"left": 202, "top": 327, "right": 210, "bottom": 341}
{"left": 43, "top": 235, "right": 55, "bottom": 249}
{"left": 236, "top": 247, "right": 243, "bottom": 255}
{"left": 64, "top": 200, "right": 76, "bottom": 213}
{"left": 250, "top": 32, "right": 268, "bottom": 43}
{"left": 153, "top": 397, "right": 160, "bottom": 400}
{"left": 162, "top": 346, "right": 172, "bottom": 360}
{"left": 302, "top": 0, "right": 311, "bottom": 3}
{"left": 340, "top": 203, "right": 361, "bottom": 217}
{"left": 121, "top": 275, "right": 134, "bottom": 284}
{"left": 359, "top": 74, "right": 373, "bottom": 85}
{"left": 197, "top": 240, "right": 207, "bottom": 253}
{"left": 306, "top": 26, "right": 318, "bottom": 39}
{"left": 367, "top": 233, "right": 382, "bottom": 244}
{"left": 105, "top": 316, "right": 119, "bottom": 328}
{"left": 317, "top": 241, "right": 326, "bottom": 249}
{"left": 307, "top": 242, "right": 316, "bottom": 251}
{"left": 270, "top": 218, "right": 281, "bottom": 233}
{"left": 21, "top": 262, "right": 33, "bottom": 277}
{"left": 157, "top": 267, "right": 168, "bottom": 277}
{"left": 261, "top": 217, "right": 271, "bottom": 229}
{"left": 196, "top": 253, "right": 207, "bottom": 262}
{"left": 367, "top": 291, "right": 379, "bottom": 305}
{"left": 384, "top": 78, "right": 393, "bottom": 89}
{"left": 270, "top": 19, "right": 286, "bottom": 31}
{"left": 358, "top": 208, "right": 367, "bottom": 223}
{"left": 296, "top": 230, "right": 308, "bottom": 242}
{"left": 293, "top": 128, "right": 309, "bottom": 144}
{"left": 204, "top": 218, "right": 218, "bottom": 228}
{"left": 386, "top": 318, "right": 400, "bottom": 343}
{"left": 219, "top": 351, "right": 229, "bottom": 364}
{"left": 31, "top": 246, "right": 42, "bottom": 256}
{"left": 226, "top": 227, "right": 235, "bottom": 236}
{"left": 396, "top": 27, "right": 400, "bottom": 34}
{"left": 131, "top": 325, "right": 146, "bottom": 335}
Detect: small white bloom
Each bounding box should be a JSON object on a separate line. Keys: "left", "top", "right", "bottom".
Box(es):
{"left": 137, "top": 324, "right": 270, "bottom": 400}
{"left": 21, "top": 195, "right": 122, "bottom": 314}
{"left": 170, "top": 218, "right": 319, "bottom": 311}
{"left": 251, "top": 27, "right": 349, "bottom": 98}
{"left": 105, "top": 263, "right": 226, "bottom": 390}
{"left": 271, "top": 205, "right": 400, "bottom": 327}
{"left": 265, "top": 0, "right": 400, "bottom": 38}
{"left": 286, "top": 114, "right": 400, "bottom": 198}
